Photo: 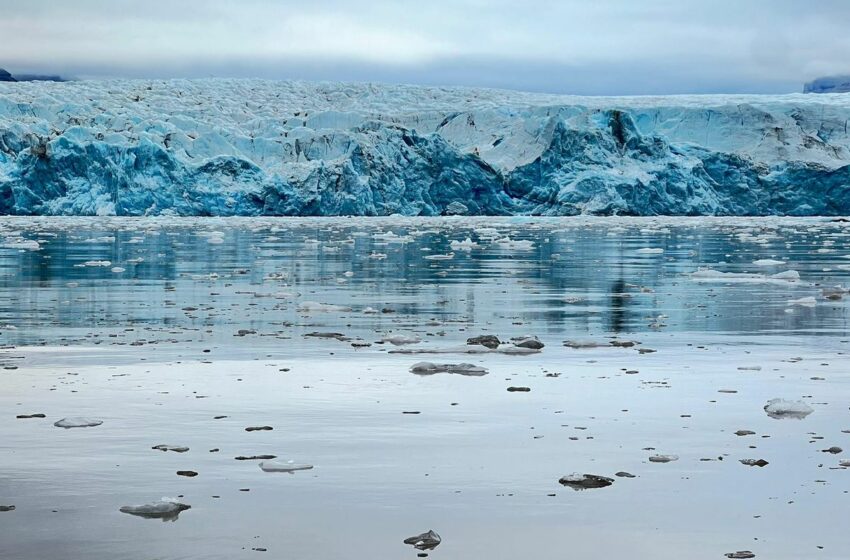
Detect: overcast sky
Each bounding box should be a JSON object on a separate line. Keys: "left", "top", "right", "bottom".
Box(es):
{"left": 1, "top": 0, "right": 849, "bottom": 94}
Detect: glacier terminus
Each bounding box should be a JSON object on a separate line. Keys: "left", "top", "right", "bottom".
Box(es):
{"left": 1, "top": 79, "right": 849, "bottom": 216}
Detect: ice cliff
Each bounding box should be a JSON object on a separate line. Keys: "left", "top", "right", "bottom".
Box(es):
{"left": 1, "top": 79, "right": 849, "bottom": 216}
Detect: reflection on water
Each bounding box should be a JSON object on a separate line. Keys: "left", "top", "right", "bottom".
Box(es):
{"left": 0, "top": 217, "right": 849, "bottom": 560}
{"left": 1, "top": 217, "right": 849, "bottom": 348}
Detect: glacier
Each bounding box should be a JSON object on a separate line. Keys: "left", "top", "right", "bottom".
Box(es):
{"left": 1, "top": 79, "right": 849, "bottom": 216}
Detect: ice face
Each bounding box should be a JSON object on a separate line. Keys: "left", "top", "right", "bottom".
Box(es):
{"left": 1, "top": 80, "right": 850, "bottom": 217}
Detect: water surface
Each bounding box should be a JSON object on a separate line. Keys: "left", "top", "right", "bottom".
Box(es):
{"left": 1, "top": 217, "right": 849, "bottom": 559}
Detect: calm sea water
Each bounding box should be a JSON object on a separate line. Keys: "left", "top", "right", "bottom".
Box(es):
{"left": 1, "top": 217, "right": 848, "bottom": 560}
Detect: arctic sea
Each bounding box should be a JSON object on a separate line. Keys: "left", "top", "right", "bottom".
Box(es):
{"left": 1, "top": 216, "right": 849, "bottom": 560}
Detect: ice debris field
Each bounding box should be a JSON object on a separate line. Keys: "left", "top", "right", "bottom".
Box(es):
{"left": 1, "top": 79, "right": 850, "bottom": 217}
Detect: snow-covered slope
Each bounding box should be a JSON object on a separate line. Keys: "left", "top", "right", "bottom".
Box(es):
{"left": 1, "top": 79, "right": 849, "bottom": 216}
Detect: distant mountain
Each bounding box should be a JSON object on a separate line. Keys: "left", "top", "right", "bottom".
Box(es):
{"left": 804, "top": 75, "right": 850, "bottom": 94}
{"left": 0, "top": 68, "right": 66, "bottom": 82}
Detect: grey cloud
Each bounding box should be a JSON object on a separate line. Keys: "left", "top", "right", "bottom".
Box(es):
{"left": 0, "top": 0, "right": 848, "bottom": 94}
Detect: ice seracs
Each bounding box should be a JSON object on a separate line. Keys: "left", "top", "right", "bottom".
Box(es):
{"left": 2, "top": 80, "right": 850, "bottom": 216}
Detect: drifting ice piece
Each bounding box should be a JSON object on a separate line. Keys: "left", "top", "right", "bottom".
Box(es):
{"left": 120, "top": 498, "right": 190, "bottom": 520}
{"left": 54, "top": 417, "right": 103, "bottom": 428}
{"left": 764, "top": 399, "right": 813, "bottom": 419}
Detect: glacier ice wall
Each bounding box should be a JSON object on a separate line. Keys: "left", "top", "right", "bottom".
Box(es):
{"left": 1, "top": 79, "right": 849, "bottom": 216}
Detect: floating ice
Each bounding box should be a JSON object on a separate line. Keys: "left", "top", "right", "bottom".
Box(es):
{"left": 752, "top": 259, "right": 785, "bottom": 266}
{"left": 381, "top": 334, "right": 422, "bottom": 346}
{"left": 296, "top": 301, "right": 353, "bottom": 313}
{"left": 636, "top": 247, "right": 664, "bottom": 254}
{"left": 764, "top": 398, "right": 813, "bottom": 419}
{"left": 391, "top": 344, "right": 539, "bottom": 355}
{"left": 690, "top": 269, "right": 800, "bottom": 284}
{"left": 119, "top": 498, "right": 190, "bottom": 520}
{"left": 558, "top": 473, "right": 614, "bottom": 490}
{"left": 409, "top": 362, "right": 488, "bottom": 376}
{"left": 151, "top": 445, "right": 189, "bottom": 453}
{"left": 403, "top": 530, "right": 441, "bottom": 551}
{"left": 648, "top": 454, "right": 679, "bottom": 463}
{"left": 54, "top": 417, "right": 103, "bottom": 428}
{"left": 258, "top": 460, "right": 314, "bottom": 473}
{"left": 449, "top": 238, "right": 480, "bottom": 250}
{"left": 1, "top": 237, "right": 40, "bottom": 250}
{"left": 787, "top": 296, "right": 817, "bottom": 307}
{"left": 495, "top": 238, "right": 535, "bottom": 250}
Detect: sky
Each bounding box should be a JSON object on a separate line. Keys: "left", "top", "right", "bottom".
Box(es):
{"left": 1, "top": 0, "right": 850, "bottom": 94}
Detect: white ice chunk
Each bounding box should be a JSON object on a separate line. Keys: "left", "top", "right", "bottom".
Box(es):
{"left": 764, "top": 398, "right": 813, "bottom": 419}
{"left": 258, "top": 460, "right": 314, "bottom": 473}
{"left": 54, "top": 417, "right": 103, "bottom": 428}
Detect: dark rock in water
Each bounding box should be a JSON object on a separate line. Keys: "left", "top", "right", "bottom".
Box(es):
{"left": 235, "top": 455, "right": 277, "bottom": 461}
{"left": 16, "top": 413, "right": 46, "bottom": 419}
{"left": 725, "top": 552, "right": 756, "bottom": 559}
{"left": 245, "top": 426, "right": 273, "bottom": 432}
{"left": 176, "top": 470, "right": 198, "bottom": 477}
{"left": 740, "top": 459, "right": 769, "bottom": 467}
{"left": 404, "top": 530, "right": 441, "bottom": 551}
{"left": 466, "top": 335, "right": 501, "bottom": 349}
{"left": 559, "top": 473, "right": 614, "bottom": 490}
{"left": 0, "top": 505, "right": 15, "bottom": 512}
{"left": 822, "top": 446, "right": 843, "bottom": 454}
{"left": 734, "top": 430, "right": 756, "bottom": 436}
{"left": 615, "top": 471, "right": 636, "bottom": 478}
{"left": 0, "top": 68, "right": 16, "bottom": 82}
{"left": 511, "top": 335, "right": 544, "bottom": 349}
{"left": 507, "top": 386, "right": 531, "bottom": 392}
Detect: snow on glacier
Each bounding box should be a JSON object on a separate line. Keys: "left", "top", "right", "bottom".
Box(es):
{"left": 0, "top": 79, "right": 849, "bottom": 216}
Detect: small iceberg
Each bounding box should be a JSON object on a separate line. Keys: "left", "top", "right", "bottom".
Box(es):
{"left": 648, "top": 454, "right": 679, "bottom": 463}
{"left": 54, "top": 417, "right": 103, "bottom": 429}
{"left": 410, "top": 362, "right": 488, "bottom": 376}
{"left": 296, "top": 301, "right": 353, "bottom": 313}
{"left": 690, "top": 269, "right": 800, "bottom": 284}
{"left": 558, "top": 473, "right": 614, "bottom": 490}
{"left": 258, "top": 460, "right": 314, "bottom": 473}
{"left": 764, "top": 398, "right": 813, "bottom": 419}
{"left": 151, "top": 445, "right": 189, "bottom": 453}
{"left": 120, "top": 498, "right": 190, "bottom": 521}
{"left": 381, "top": 334, "right": 422, "bottom": 346}
{"left": 403, "top": 530, "right": 442, "bottom": 551}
